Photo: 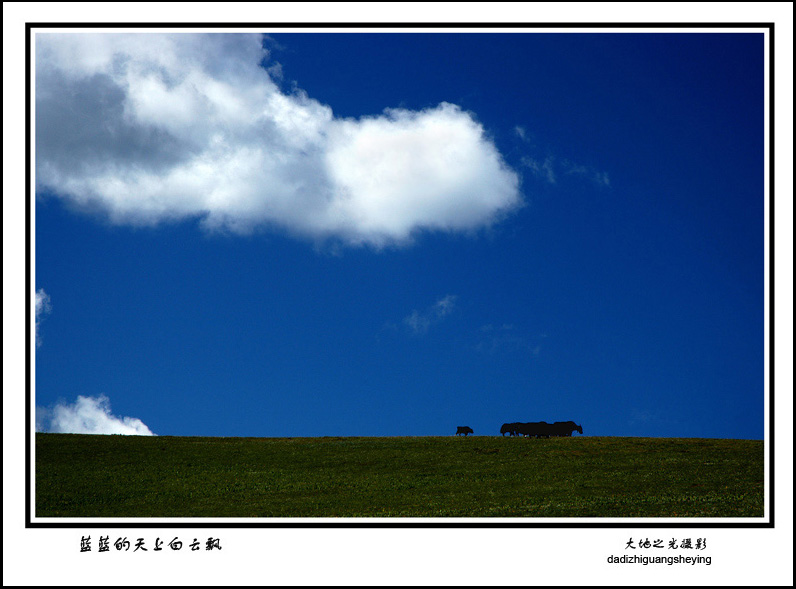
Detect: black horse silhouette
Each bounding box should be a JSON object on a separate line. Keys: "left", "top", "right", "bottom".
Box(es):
{"left": 456, "top": 426, "right": 474, "bottom": 436}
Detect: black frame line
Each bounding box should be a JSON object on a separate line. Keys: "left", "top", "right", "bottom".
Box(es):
{"left": 25, "top": 21, "right": 775, "bottom": 529}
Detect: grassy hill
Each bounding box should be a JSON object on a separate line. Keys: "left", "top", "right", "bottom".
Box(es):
{"left": 35, "top": 433, "right": 764, "bottom": 518}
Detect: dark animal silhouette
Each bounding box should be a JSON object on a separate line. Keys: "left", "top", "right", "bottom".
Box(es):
{"left": 500, "top": 422, "right": 522, "bottom": 436}
{"left": 551, "top": 421, "right": 583, "bottom": 436}
{"left": 456, "top": 426, "right": 474, "bottom": 436}
{"left": 516, "top": 421, "right": 554, "bottom": 438}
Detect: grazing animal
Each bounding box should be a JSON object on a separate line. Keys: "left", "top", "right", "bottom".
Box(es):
{"left": 456, "top": 426, "right": 474, "bottom": 436}
{"left": 500, "top": 422, "right": 522, "bottom": 436}
{"left": 516, "top": 421, "right": 554, "bottom": 438}
{"left": 551, "top": 421, "right": 583, "bottom": 437}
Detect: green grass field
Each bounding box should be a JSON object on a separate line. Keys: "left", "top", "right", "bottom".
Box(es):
{"left": 35, "top": 433, "right": 764, "bottom": 518}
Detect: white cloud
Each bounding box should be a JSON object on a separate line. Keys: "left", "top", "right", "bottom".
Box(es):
{"left": 561, "top": 159, "right": 611, "bottom": 187}
{"left": 433, "top": 294, "right": 457, "bottom": 317}
{"left": 521, "top": 156, "right": 557, "bottom": 185}
{"left": 403, "top": 294, "right": 458, "bottom": 334}
{"left": 476, "top": 323, "right": 544, "bottom": 356}
{"left": 36, "top": 394, "right": 156, "bottom": 435}
{"left": 403, "top": 310, "right": 432, "bottom": 335}
{"left": 521, "top": 154, "right": 610, "bottom": 188}
{"left": 34, "top": 288, "right": 51, "bottom": 346}
{"left": 35, "top": 33, "right": 522, "bottom": 247}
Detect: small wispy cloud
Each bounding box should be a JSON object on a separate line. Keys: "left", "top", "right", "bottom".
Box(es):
{"left": 515, "top": 123, "right": 609, "bottom": 189}
{"left": 521, "top": 155, "right": 610, "bottom": 189}
{"left": 403, "top": 295, "right": 458, "bottom": 335}
{"left": 561, "top": 159, "right": 611, "bottom": 187}
{"left": 433, "top": 294, "right": 457, "bottom": 317}
{"left": 36, "top": 394, "right": 156, "bottom": 436}
{"left": 476, "top": 324, "right": 545, "bottom": 356}
{"left": 35, "top": 288, "right": 51, "bottom": 346}
{"left": 521, "top": 156, "right": 557, "bottom": 185}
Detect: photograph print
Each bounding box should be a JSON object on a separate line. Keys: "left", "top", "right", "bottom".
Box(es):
{"left": 31, "top": 25, "right": 769, "bottom": 522}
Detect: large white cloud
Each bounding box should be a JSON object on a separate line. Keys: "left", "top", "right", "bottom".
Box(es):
{"left": 37, "top": 395, "right": 156, "bottom": 435}
{"left": 35, "top": 33, "right": 522, "bottom": 247}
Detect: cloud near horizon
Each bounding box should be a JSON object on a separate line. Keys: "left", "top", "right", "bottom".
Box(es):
{"left": 37, "top": 395, "right": 156, "bottom": 436}
{"left": 35, "top": 33, "right": 522, "bottom": 248}
{"left": 33, "top": 290, "right": 154, "bottom": 435}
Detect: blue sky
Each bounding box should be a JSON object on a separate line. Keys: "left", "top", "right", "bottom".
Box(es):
{"left": 33, "top": 31, "right": 766, "bottom": 440}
